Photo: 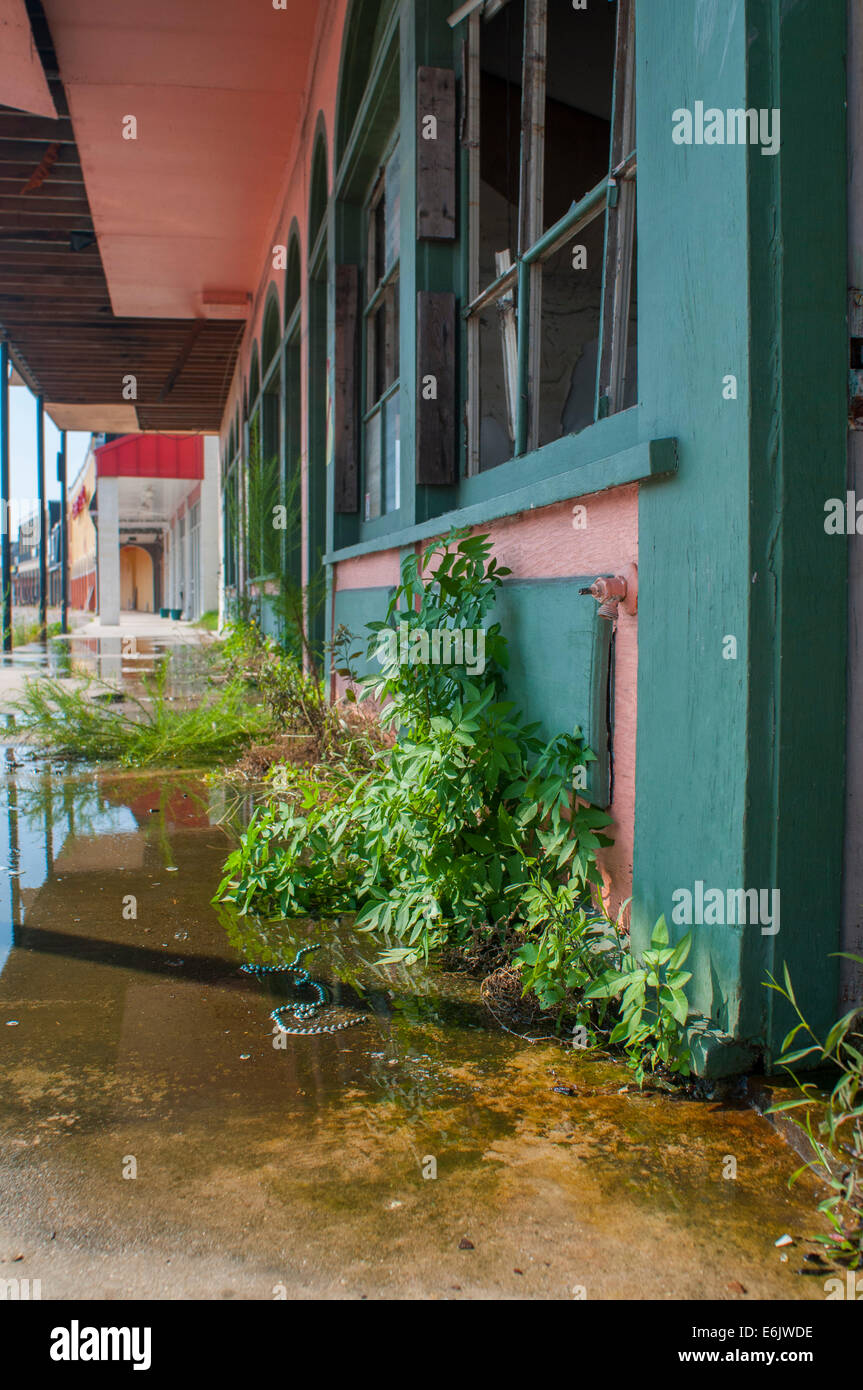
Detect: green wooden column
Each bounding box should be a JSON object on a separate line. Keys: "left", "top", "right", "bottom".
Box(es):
{"left": 633, "top": 0, "right": 847, "bottom": 1073}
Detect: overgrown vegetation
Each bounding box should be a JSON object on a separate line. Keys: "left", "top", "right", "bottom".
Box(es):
{"left": 767, "top": 958, "right": 863, "bottom": 1268}
{"left": 219, "top": 617, "right": 389, "bottom": 779}
{"left": 217, "top": 531, "right": 694, "bottom": 1085}
{"left": 13, "top": 618, "right": 62, "bottom": 645}
{"left": 9, "top": 656, "right": 271, "bottom": 767}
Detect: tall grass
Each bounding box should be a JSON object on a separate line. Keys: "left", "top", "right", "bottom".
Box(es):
{"left": 12, "top": 619, "right": 62, "bottom": 645}
{"left": 9, "top": 659, "right": 271, "bottom": 767}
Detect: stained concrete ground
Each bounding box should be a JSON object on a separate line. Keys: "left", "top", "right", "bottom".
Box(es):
{"left": 0, "top": 634, "right": 838, "bottom": 1301}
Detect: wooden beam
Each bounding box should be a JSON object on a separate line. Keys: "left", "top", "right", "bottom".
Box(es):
{"left": 158, "top": 319, "right": 206, "bottom": 400}
{"left": 0, "top": 196, "right": 91, "bottom": 216}
{"left": 0, "top": 115, "right": 74, "bottom": 141}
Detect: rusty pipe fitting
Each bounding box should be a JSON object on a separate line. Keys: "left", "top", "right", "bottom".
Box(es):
{"left": 578, "top": 566, "right": 638, "bottom": 620}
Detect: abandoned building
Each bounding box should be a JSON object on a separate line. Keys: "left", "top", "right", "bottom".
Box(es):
{"left": 0, "top": 0, "right": 855, "bottom": 1073}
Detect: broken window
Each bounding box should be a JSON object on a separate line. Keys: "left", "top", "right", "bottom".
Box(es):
{"left": 284, "top": 288, "right": 302, "bottom": 592}
{"left": 259, "top": 366, "right": 281, "bottom": 577}
{"left": 456, "top": 0, "right": 637, "bottom": 472}
{"left": 224, "top": 460, "right": 239, "bottom": 592}
{"left": 463, "top": 0, "right": 524, "bottom": 472}
{"left": 363, "top": 139, "right": 401, "bottom": 520}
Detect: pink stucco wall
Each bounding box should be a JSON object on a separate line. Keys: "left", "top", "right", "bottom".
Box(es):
{"left": 334, "top": 549, "right": 401, "bottom": 591}
{"left": 333, "top": 484, "right": 639, "bottom": 915}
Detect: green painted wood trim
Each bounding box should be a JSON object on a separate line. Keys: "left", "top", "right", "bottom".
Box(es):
{"left": 688, "top": 1025, "right": 759, "bottom": 1081}
{"left": 492, "top": 577, "right": 613, "bottom": 806}
{"left": 744, "top": 0, "right": 848, "bottom": 1065}
{"left": 523, "top": 177, "right": 611, "bottom": 265}
{"left": 632, "top": 0, "right": 847, "bottom": 1075}
{"left": 332, "top": 583, "right": 397, "bottom": 678}
{"left": 323, "top": 433, "right": 677, "bottom": 563}
{"left": 334, "top": 3, "right": 401, "bottom": 198}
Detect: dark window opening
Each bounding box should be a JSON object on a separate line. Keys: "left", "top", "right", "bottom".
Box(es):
{"left": 363, "top": 139, "right": 400, "bottom": 520}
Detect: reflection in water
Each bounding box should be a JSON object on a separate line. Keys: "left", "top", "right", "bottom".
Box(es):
{"left": 2, "top": 629, "right": 215, "bottom": 710}
{"left": 0, "top": 750, "right": 490, "bottom": 1121}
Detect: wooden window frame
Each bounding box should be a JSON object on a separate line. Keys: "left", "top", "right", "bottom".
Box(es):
{"left": 246, "top": 348, "right": 284, "bottom": 585}
{"left": 460, "top": 0, "right": 637, "bottom": 474}
{"left": 361, "top": 133, "right": 401, "bottom": 521}
{"left": 223, "top": 455, "right": 241, "bottom": 593}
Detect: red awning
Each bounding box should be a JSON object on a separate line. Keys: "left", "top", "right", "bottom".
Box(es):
{"left": 95, "top": 433, "right": 203, "bottom": 480}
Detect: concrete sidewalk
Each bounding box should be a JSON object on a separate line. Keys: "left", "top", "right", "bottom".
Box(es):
{"left": 56, "top": 612, "right": 214, "bottom": 643}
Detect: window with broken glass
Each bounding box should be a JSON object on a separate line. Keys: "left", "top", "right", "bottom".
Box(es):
{"left": 247, "top": 346, "right": 282, "bottom": 581}
{"left": 362, "top": 138, "right": 400, "bottom": 520}
{"left": 223, "top": 427, "right": 240, "bottom": 592}
{"left": 454, "top": 0, "right": 636, "bottom": 474}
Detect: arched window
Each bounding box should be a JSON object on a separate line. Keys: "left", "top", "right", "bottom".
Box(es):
{"left": 284, "top": 227, "right": 302, "bottom": 595}
{"left": 248, "top": 341, "right": 261, "bottom": 410}
{"left": 309, "top": 134, "right": 328, "bottom": 254}
{"left": 223, "top": 409, "right": 241, "bottom": 594}
{"left": 285, "top": 229, "right": 301, "bottom": 328}
{"left": 335, "top": 0, "right": 392, "bottom": 169}
{"left": 307, "top": 125, "right": 329, "bottom": 661}
{"left": 334, "top": 3, "right": 400, "bottom": 525}
{"left": 261, "top": 287, "right": 281, "bottom": 377}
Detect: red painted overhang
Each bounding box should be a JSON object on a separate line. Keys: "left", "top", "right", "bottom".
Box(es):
{"left": 95, "top": 432, "right": 203, "bottom": 480}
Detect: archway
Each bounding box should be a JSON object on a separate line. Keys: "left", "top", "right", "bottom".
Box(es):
{"left": 120, "top": 545, "right": 154, "bottom": 612}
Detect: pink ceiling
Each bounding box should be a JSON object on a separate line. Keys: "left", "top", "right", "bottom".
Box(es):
{"left": 0, "top": 0, "right": 57, "bottom": 117}
{"left": 42, "top": 0, "right": 321, "bottom": 318}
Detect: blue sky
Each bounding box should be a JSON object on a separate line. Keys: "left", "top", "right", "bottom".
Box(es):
{"left": 9, "top": 382, "right": 91, "bottom": 512}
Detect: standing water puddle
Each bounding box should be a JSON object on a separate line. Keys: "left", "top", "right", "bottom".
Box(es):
{"left": 0, "top": 641, "right": 830, "bottom": 1300}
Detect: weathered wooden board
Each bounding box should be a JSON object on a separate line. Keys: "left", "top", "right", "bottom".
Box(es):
{"left": 416, "top": 290, "right": 456, "bottom": 485}
{"left": 416, "top": 66, "right": 456, "bottom": 240}
{"left": 334, "top": 264, "right": 359, "bottom": 513}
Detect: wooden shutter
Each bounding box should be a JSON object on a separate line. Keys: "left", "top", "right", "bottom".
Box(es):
{"left": 417, "top": 67, "right": 456, "bottom": 241}
{"left": 334, "top": 264, "right": 359, "bottom": 513}
{"left": 416, "top": 291, "right": 456, "bottom": 485}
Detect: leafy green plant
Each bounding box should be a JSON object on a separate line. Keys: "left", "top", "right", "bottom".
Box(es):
{"left": 512, "top": 882, "right": 623, "bottom": 1040}
{"left": 766, "top": 957, "right": 863, "bottom": 1267}
{"left": 217, "top": 531, "right": 613, "bottom": 963}
{"left": 584, "top": 916, "right": 694, "bottom": 1086}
